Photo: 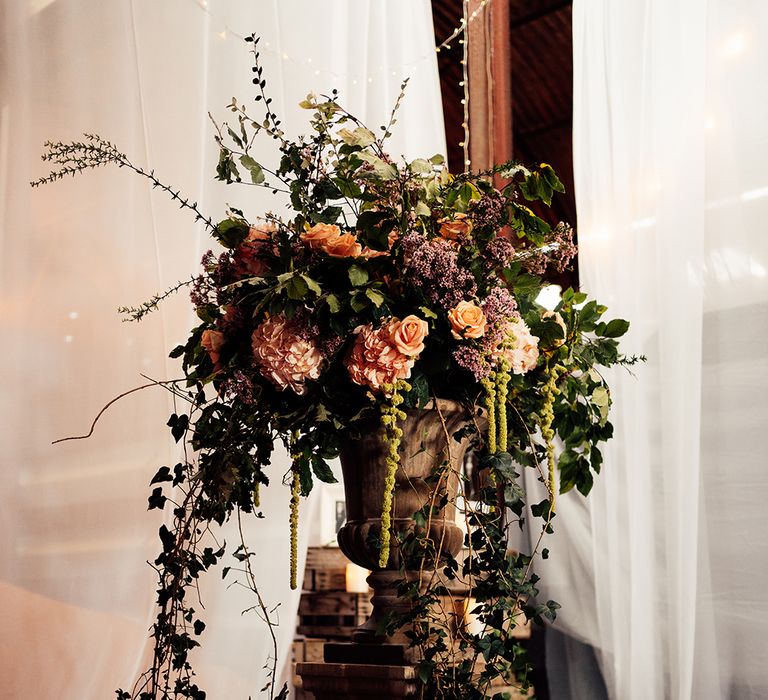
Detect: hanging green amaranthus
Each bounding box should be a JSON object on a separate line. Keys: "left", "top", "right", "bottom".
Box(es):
{"left": 378, "top": 379, "right": 411, "bottom": 567}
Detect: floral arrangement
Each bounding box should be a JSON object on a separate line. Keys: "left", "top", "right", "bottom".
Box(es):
{"left": 33, "top": 36, "right": 638, "bottom": 700}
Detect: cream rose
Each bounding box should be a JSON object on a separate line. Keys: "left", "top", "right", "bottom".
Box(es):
{"left": 448, "top": 301, "right": 487, "bottom": 340}
{"left": 497, "top": 318, "right": 539, "bottom": 375}
{"left": 542, "top": 310, "right": 567, "bottom": 347}
{"left": 388, "top": 315, "right": 429, "bottom": 357}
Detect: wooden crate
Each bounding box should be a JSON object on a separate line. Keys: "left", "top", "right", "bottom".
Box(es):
{"left": 302, "top": 546, "right": 350, "bottom": 592}
{"left": 297, "top": 591, "right": 373, "bottom": 639}
{"left": 292, "top": 638, "right": 326, "bottom": 700}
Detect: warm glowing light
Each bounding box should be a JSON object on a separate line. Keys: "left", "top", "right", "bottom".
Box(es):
{"left": 536, "top": 285, "right": 562, "bottom": 311}
{"left": 64, "top": 335, "right": 73, "bottom": 343}
{"left": 345, "top": 563, "right": 369, "bottom": 593}
{"left": 750, "top": 260, "right": 767, "bottom": 278}
{"left": 68, "top": 311, "right": 79, "bottom": 320}
{"left": 721, "top": 32, "right": 749, "bottom": 59}
{"left": 704, "top": 116, "right": 717, "bottom": 131}
{"left": 740, "top": 186, "right": 768, "bottom": 201}
{"left": 217, "top": 30, "right": 227, "bottom": 40}
{"left": 631, "top": 216, "right": 657, "bottom": 231}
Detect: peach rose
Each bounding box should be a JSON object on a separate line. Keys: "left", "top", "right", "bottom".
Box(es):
{"left": 251, "top": 315, "right": 325, "bottom": 395}
{"left": 201, "top": 329, "right": 226, "bottom": 366}
{"left": 388, "top": 315, "right": 429, "bottom": 357}
{"left": 496, "top": 318, "right": 539, "bottom": 375}
{"left": 345, "top": 323, "right": 414, "bottom": 392}
{"left": 324, "top": 232, "right": 363, "bottom": 258}
{"left": 360, "top": 231, "right": 400, "bottom": 259}
{"left": 542, "top": 310, "right": 567, "bottom": 347}
{"left": 234, "top": 222, "right": 275, "bottom": 277}
{"left": 300, "top": 223, "right": 341, "bottom": 250}
{"left": 439, "top": 212, "right": 473, "bottom": 241}
{"left": 448, "top": 301, "right": 487, "bottom": 340}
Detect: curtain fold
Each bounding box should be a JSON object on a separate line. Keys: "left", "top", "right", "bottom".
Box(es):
{"left": 0, "top": 2, "right": 445, "bottom": 697}
{"left": 544, "top": 1, "right": 768, "bottom": 698}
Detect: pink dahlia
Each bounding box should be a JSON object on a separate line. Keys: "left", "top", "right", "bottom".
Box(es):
{"left": 251, "top": 314, "right": 325, "bottom": 395}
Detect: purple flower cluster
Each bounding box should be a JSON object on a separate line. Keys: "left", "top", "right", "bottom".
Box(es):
{"left": 521, "top": 222, "right": 578, "bottom": 275}
{"left": 318, "top": 333, "right": 344, "bottom": 358}
{"left": 471, "top": 191, "right": 506, "bottom": 230}
{"left": 481, "top": 286, "right": 518, "bottom": 324}
{"left": 221, "top": 369, "right": 256, "bottom": 405}
{"left": 452, "top": 345, "right": 491, "bottom": 381}
{"left": 402, "top": 232, "right": 477, "bottom": 309}
{"left": 190, "top": 250, "right": 235, "bottom": 308}
{"left": 480, "top": 286, "right": 521, "bottom": 355}
{"left": 549, "top": 222, "right": 578, "bottom": 273}
{"left": 483, "top": 236, "right": 516, "bottom": 270}
{"left": 292, "top": 308, "right": 321, "bottom": 342}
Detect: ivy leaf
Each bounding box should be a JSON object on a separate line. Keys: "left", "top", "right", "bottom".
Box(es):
{"left": 150, "top": 466, "right": 173, "bottom": 485}
{"left": 167, "top": 413, "right": 189, "bottom": 443}
{"left": 148, "top": 487, "right": 166, "bottom": 511}
{"left": 531, "top": 499, "right": 552, "bottom": 518}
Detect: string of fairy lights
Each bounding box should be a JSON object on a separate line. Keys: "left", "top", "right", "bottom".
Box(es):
{"left": 192, "top": 0, "right": 491, "bottom": 171}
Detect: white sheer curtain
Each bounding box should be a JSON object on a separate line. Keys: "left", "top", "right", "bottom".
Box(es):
{"left": 0, "top": 1, "right": 445, "bottom": 698}
{"left": 537, "top": 1, "right": 768, "bottom": 698}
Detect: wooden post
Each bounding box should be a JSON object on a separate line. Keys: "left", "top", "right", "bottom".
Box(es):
{"left": 468, "top": 0, "right": 512, "bottom": 182}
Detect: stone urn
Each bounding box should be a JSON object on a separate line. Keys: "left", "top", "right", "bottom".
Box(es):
{"left": 336, "top": 398, "right": 474, "bottom": 644}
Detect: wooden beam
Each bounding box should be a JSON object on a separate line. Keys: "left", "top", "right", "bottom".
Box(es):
{"left": 468, "top": 0, "right": 513, "bottom": 182}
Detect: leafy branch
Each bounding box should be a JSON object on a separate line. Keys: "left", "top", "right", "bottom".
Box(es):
{"left": 31, "top": 133, "right": 217, "bottom": 232}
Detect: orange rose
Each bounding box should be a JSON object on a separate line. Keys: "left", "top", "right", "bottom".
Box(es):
{"left": 448, "top": 301, "right": 487, "bottom": 340}
{"left": 439, "top": 213, "right": 473, "bottom": 241}
{"left": 389, "top": 314, "right": 429, "bottom": 357}
{"left": 300, "top": 223, "right": 341, "bottom": 249}
{"left": 324, "top": 232, "right": 363, "bottom": 258}
{"left": 201, "top": 329, "right": 225, "bottom": 366}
